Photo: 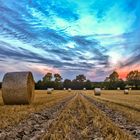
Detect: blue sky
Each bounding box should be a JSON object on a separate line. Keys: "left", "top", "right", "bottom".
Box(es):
{"left": 0, "top": 0, "right": 140, "bottom": 81}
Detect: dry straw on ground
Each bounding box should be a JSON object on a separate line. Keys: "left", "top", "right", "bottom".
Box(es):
{"left": 2, "top": 71, "right": 35, "bottom": 105}
{"left": 94, "top": 88, "right": 101, "bottom": 96}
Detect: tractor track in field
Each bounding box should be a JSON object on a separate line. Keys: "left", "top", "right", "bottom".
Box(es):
{"left": 82, "top": 94, "right": 140, "bottom": 140}
{"left": 43, "top": 93, "right": 104, "bottom": 140}
{"left": 0, "top": 94, "right": 76, "bottom": 140}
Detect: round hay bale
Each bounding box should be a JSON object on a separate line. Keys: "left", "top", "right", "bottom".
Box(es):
{"left": 83, "top": 88, "right": 86, "bottom": 90}
{"left": 124, "top": 89, "right": 129, "bottom": 94}
{"left": 47, "top": 88, "right": 52, "bottom": 94}
{"left": 129, "top": 88, "right": 132, "bottom": 90}
{"left": 94, "top": 88, "right": 101, "bottom": 96}
{"left": 63, "top": 88, "right": 66, "bottom": 90}
{"left": 2, "top": 72, "right": 35, "bottom": 105}
{"left": 68, "top": 88, "right": 71, "bottom": 92}
{"left": 117, "top": 87, "right": 120, "bottom": 90}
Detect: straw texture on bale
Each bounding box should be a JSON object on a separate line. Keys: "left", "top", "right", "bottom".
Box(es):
{"left": 124, "top": 89, "right": 129, "bottom": 94}
{"left": 2, "top": 72, "right": 35, "bottom": 105}
{"left": 94, "top": 88, "right": 101, "bottom": 96}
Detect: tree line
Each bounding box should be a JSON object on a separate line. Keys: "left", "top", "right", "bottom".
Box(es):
{"left": 35, "top": 70, "right": 140, "bottom": 90}
{"left": 35, "top": 73, "right": 92, "bottom": 90}
{"left": 103, "top": 70, "right": 140, "bottom": 90}
{"left": 0, "top": 70, "right": 140, "bottom": 90}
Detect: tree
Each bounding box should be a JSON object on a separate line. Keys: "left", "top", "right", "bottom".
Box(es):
{"left": 85, "top": 80, "right": 92, "bottom": 89}
{"left": 126, "top": 70, "right": 140, "bottom": 89}
{"left": 104, "top": 77, "right": 110, "bottom": 82}
{"left": 43, "top": 73, "right": 52, "bottom": 82}
{"left": 103, "top": 71, "right": 125, "bottom": 89}
{"left": 54, "top": 73, "right": 62, "bottom": 82}
{"left": 76, "top": 74, "right": 86, "bottom": 82}
{"left": 63, "top": 79, "right": 72, "bottom": 89}
{"left": 0, "top": 82, "right": 2, "bottom": 89}
{"left": 35, "top": 80, "right": 46, "bottom": 89}
{"left": 126, "top": 70, "right": 140, "bottom": 81}
{"left": 109, "top": 71, "right": 119, "bottom": 82}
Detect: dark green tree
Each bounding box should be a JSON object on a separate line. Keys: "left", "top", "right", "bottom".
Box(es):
{"left": 76, "top": 74, "right": 86, "bottom": 82}
{"left": 85, "top": 80, "right": 92, "bottom": 89}
{"left": 126, "top": 70, "right": 140, "bottom": 89}
{"left": 54, "top": 73, "right": 62, "bottom": 82}
{"left": 0, "top": 82, "right": 2, "bottom": 89}
{"left": 43, "top": 72, "right": 52, "bottom": 82}
{"left": 109, "top": 71, "right": 119, "bottom": 82}
{"left": 63, "top": 79, "right": 72, "bottom": 89}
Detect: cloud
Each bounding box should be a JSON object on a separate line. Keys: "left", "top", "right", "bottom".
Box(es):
{"left": 0, "top": 0, "right": 140, "bottom": 81}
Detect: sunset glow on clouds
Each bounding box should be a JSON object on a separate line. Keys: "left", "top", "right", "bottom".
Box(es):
{"left": 0, "top": 0, "right": 140, "bottom": 81}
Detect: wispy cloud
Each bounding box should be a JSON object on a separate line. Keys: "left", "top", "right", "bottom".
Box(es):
{"left": 0, "top": 0, "right": 140, "bottom": 81}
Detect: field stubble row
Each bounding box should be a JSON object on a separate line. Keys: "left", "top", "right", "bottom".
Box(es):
{"left": 0, "top": 90, "right": 74, "bottom": 128}
{"left": 0, "top": 90, "right": 139, "bottom": 140}
{"left": 43, "top": 93, "right": 132, "bottom": 140}
{"left": 83, "top": 90, "right": 140, "bottom": 124}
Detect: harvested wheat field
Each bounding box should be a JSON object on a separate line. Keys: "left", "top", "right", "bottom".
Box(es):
{"left": 0, "top": 90, "right": 140, "bottom": 140}
{"left": 85, "top": 90, "right": 140, "bottom": 123}
{"left": 0, "top": 90, "right": 74, "bottom": 129}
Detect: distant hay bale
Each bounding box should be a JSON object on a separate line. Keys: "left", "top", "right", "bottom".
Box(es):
{"left": 129, "top": 88, "right": 132, "bottom": 90}
{"left": 83, "top": 88, "right": 86, "bottom": 90}
{"left": 63, "top": 88, "right": 66, "bottom": 90}
{"left": 47, "top": 88, "right": 52, "bottom": 94}
{"left": 124, "top": 89, "right": 129, "bottom": 94}
{"left": 94, "top": 88, "right": 101, "bottom": 96}
{"left": 68, "top": 88, "right": 71, "bottom": 92}
{"left": 117, "top": 87, "right": 120, "bottom": 90}
{"left": 2, "top": 71, "right": 35, "bottom": 105}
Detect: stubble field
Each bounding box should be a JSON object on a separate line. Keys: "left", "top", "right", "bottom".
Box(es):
{"left": 0, "top": 90, "right": 140, "bottom": 140}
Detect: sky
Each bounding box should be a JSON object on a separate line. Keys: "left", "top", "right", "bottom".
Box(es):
{"left": 0, "top": 0, "right": 140, "bottom": 81}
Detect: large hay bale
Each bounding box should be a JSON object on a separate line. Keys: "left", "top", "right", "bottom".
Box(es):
{"left": 124, "top": 89, "right": 129, "bottom": 94}
{"left": 94, "top": 88, "right": 101, "bottom": 96}
{"left": 83, "top": 88, "right": 86, "bottom": 90}
{"left": 2, "top": 71, "right": 35, "bottom": 105}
